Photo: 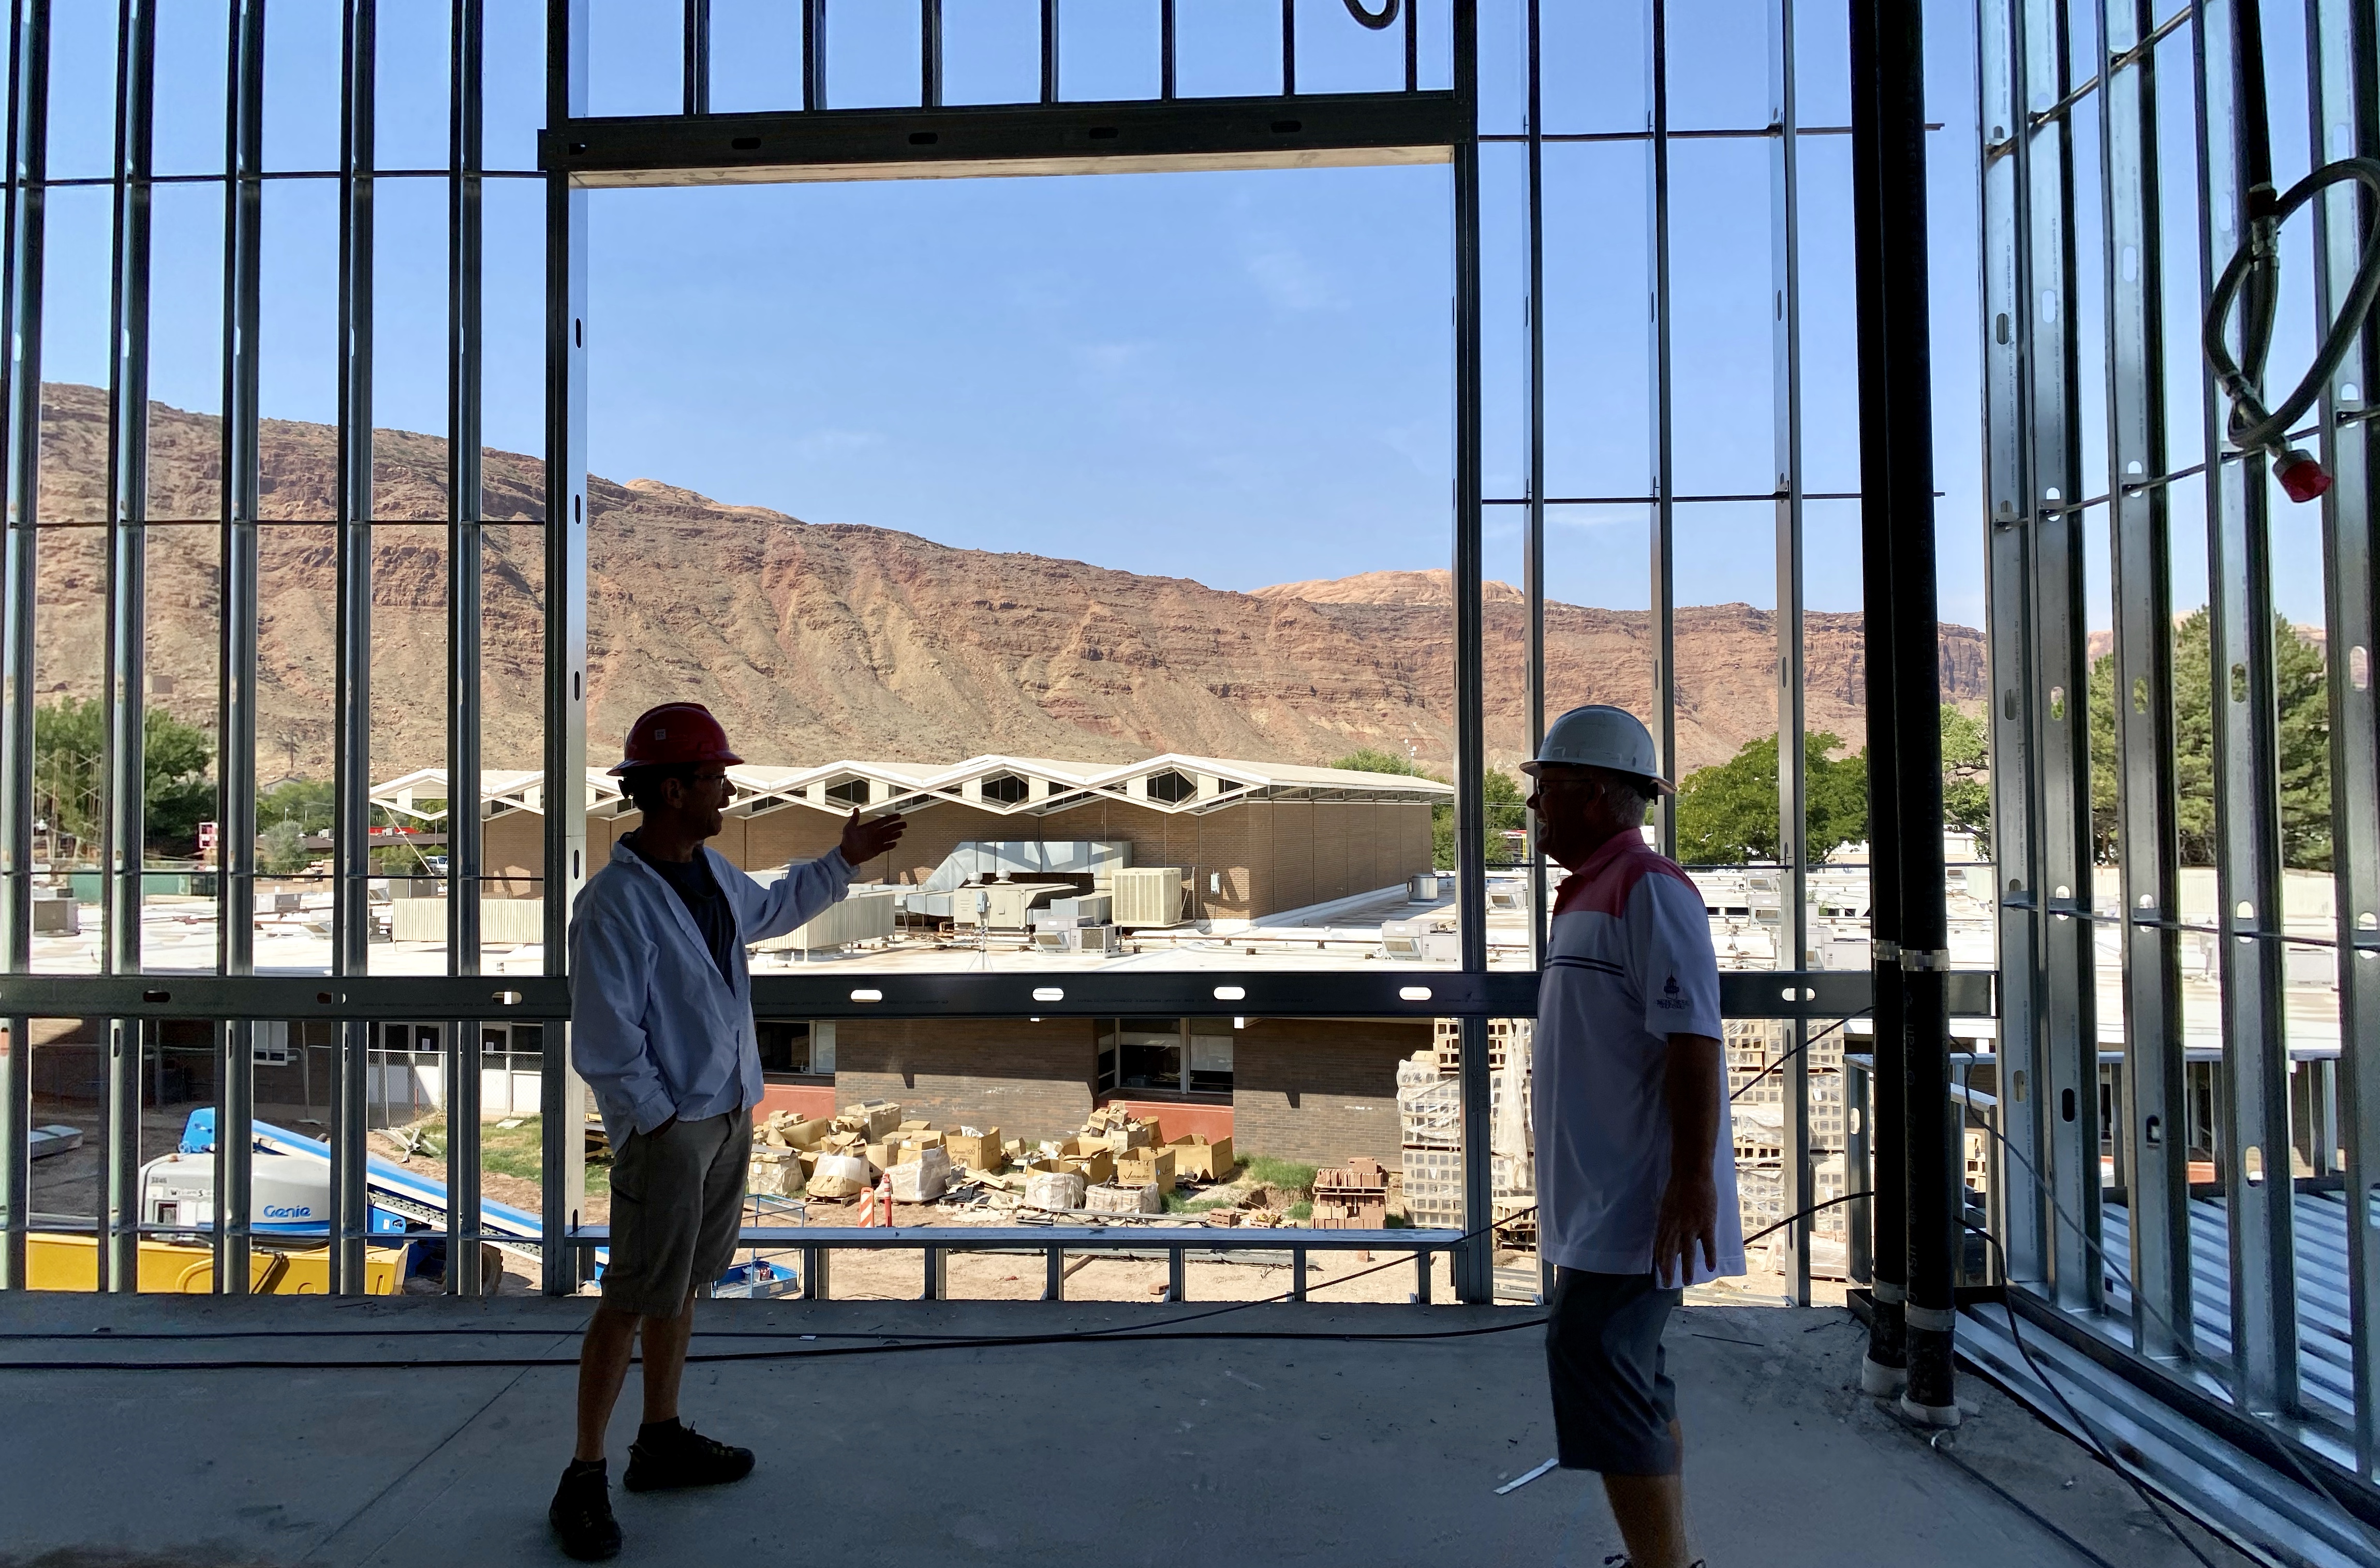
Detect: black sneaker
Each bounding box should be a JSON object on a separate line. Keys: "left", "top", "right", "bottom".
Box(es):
{"left": 623, "top": 1423, "right": 755, "bottom": 1492}
{"left": 549, "top": 1462, "right": 621, "bottom": 1561}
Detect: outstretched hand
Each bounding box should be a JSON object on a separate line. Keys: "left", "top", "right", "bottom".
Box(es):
{"left": 838, "top": 808, "right": 907, "bottom": 869}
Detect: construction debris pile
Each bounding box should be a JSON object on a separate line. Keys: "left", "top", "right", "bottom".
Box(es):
{"left": 747, "top": 1099, "right": 1251, "bottom": 1223}
{"left": 1397, "top": 1019, "right": 1535, "bottom": 1241}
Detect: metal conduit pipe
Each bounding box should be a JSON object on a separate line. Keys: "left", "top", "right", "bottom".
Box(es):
{"left": 1852, "top": 0, "right": 1957, "bottom": 1419}
{"left": 2201, "top": 0, "right": 2380, "bottom": 501}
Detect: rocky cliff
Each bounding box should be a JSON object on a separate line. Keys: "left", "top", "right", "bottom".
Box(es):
{"left": 28, "top": 383, "right": 1985, "bottom": 781}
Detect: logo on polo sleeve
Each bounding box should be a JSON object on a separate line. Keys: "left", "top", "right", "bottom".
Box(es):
{"left": 1657, "top": 973, "right": 1687, "bottom": 1009}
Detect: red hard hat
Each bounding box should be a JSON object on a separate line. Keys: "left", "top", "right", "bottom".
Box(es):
{"left": 608, "top": 702, "right": 743, "bottom": 775}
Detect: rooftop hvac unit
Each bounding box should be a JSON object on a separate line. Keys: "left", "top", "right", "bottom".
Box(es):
{"left": 1111, "top": 867, "right": 1185, "bottom": 928}
{"left": 754, "top": 888, "right": 898, "bottom": 952}
{"left": 1030, "top": 922, "right": 1122, "bottom": 954}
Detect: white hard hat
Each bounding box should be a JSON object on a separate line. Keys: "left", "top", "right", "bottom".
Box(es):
{"left": 1523, "top": 704, "right": 1674, "bottom": 794}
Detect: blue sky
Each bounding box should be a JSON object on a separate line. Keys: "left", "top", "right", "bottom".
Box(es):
{"left": 35, "top": 0, "right": 2345, "bottom": 635}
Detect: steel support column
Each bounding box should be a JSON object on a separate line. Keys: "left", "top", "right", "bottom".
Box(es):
{"left": 446, "top": 0, "right": 485, "bottom": 1298}
{"left": 331, "top": 0, "right": 377, "bottom": 1295}
{"left": 1854, "top": 0, "right": 1909, "bottom": 1385}
{"left": 1853, "top": 0, "right": 1956, "bottom": 1418}
{"left": 213, "top": 0, "right": 262, "bottom": 1296}
{"left": 2310, "top": 0, "right": 2380, "bottom": 1471}
{"left": 0, "top": 0, "right": 47, "bottom": 1294}
{"left": 100, "top": 0, "right": 156, "bottom": 1295}
{"left": 1450, "top": 0, "right": 1490, "bottom": 1307}
{"left": 681, "top": 0, "right": 707, "bottom": 117}
{"left": 2195, "top": 0, "right": 2300, "bottom": 1418}
{"left": 1769, "top": 0, "right": 1812, "bottom": 1308}
{"left": 542, "top": 0, "right": 590, "bottom": 1296}
{"left": 2098, "top": 0, "right": 2191, "bottom": 1363}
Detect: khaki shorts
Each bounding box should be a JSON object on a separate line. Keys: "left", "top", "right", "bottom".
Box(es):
{"left": 601, "top": 1106, "right": 749, "bottom": 1318}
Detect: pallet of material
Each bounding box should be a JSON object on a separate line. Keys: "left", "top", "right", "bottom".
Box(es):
{"left": 1311, "top": 1158, "right": 1389, "bottom": 1230}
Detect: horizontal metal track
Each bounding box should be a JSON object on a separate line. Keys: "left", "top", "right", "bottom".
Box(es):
{"left": 0, "top": 968, "right": 1988, "bottom": 1022}
{"left": 543, "top": 91, "right": 1463, "bottom": 187}
{"left": 561, "top": 1224, "right": 1463, "bottom": 1252}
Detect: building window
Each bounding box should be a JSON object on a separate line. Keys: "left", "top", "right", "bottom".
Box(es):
{"left": 824, "top": 777, "right": 870, "bottom": 807}
{"left": 1094, "top": 1017, "right": 1231, "bottom": 1097}
{"left": 1147, "top": 770, "right": 1195, "bottom": 804}
{"left": 981, "top": 772, "right": 1029, "bottom": 804}
{"left": 756, "top": 1019, "right": 836, "bottom": 1076}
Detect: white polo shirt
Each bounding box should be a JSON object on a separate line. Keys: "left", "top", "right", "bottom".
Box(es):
{"left": 1535, "top": 830, "right": 1744, "bottom": 1285}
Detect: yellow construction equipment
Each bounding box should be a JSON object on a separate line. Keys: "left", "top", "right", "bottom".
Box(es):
{"left": 25, "top": 1232, "right": 411, "bottom": 1294}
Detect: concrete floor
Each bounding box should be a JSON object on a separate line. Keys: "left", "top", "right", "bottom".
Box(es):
{"left": 0, "top": 1294, "right": 2250, "bottom": 1568}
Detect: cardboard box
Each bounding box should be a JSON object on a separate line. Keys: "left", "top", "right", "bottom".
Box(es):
{"left": 1166, "top": 1134, "right": 1234, "bottom": 1181}
{"left": 946, "top": 1129, "right": 1004, "bottom": 1173}
{"left": 842, "top": 1100, "right": 903, "bottom": 1141}
{"left": 1057, "top": 1140, "right": 1114, "bottom": 1186}
{"left": 896, "top": 1119, "right": 934, "bottom": 1133}
{"left": 1117, "top": 1146, "right": 1177, "bottom": 1192}
{"left": 865, "top": 1141, "right": 892, "bottom": 1172}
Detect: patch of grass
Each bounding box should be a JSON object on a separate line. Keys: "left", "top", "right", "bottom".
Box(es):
{"left": 1161, "top": 1188, "right": 1237, "bottom": 1214}
{"left": 392, "top": 1114, "right": 610, "bottom": 1197}
{"left": 1241, "top": 1155, "right": 1317, "bottom": 1194}
{"left": 1285, "top": 1200, "right": 1313, "bottom": 1221}
{"left": 1385, "top": 1213, "right": 1412, "bottom": 1229}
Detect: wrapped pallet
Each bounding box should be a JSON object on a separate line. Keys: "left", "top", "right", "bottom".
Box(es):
{"left": 748, "top": 1148, "right": 800, "bottom": 1197}
{"left": 1024, "top": 1169, "right": 1087, "bottom": 1211}
{"left": 888, "top": 1146, "right": 951, "bottom": 1202}
{"left": 809, "top": 1152, "right": 873, "bottom": 1199}
{"left": 1086, "top": 1181, "right": 1162, "bottom": 1216}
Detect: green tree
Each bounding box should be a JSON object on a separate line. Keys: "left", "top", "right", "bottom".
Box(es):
{"left": 1674, "top": 732, "right": 1870, "bottom": 864}
{"left": 1940, "top": 704, "right": 1992, "bottom": 851}
{"left": 1331, "top": 749, "right": 1524, "bottom": 869}
{"left": 257, "top": 818, "right": 313, "bottom": 876}
{"left": 2088, "top": 607, "right": 2329, "bottom": 869}
{"left": 259, "top": 777, "right": 335, "bottom": 833}
{"left": 33, "top": 699, "right": 214, "bottom": 856}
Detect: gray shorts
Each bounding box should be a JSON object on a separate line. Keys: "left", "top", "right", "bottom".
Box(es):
{"left": 601, "top": 1106, "right": 750, "bottom": 1319}
{"left": 1545, "top": 1267, "right": 1684, "bottom": 1475}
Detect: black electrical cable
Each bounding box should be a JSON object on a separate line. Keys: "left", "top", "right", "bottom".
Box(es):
{"left": 1972, "top": 1118, "right": 2380, "bottom": 1563}
{"left": 1728, "top": 1009, "right": 1871, "bottom": 1103}
{"left": 1923, "top": 1429, "right": 2124, "bottom": 1568}
{"left": 1963, "top": 1222, "right": 2221, "bottom": 1568}
{"left": 1341, "top": 0, "right": 1401, "bottom": 27}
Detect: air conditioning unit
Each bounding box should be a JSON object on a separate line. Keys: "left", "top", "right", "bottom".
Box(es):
{"left": 1111, "top": 868, "right": 1186, "bottom": 928}
{"left": 1030, "top": 923, "right": 1122, "bottom": 954}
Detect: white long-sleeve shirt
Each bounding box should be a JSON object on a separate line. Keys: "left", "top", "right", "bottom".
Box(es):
{"left": 569, "top": 838, "right": 853, "bottom": 1146}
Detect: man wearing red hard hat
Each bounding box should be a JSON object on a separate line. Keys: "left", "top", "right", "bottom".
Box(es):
{"left": 550, "top": 702, "right": 904, "bottom": 1560}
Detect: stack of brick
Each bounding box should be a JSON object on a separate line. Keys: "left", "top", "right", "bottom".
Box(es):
{"left": 1311, "top": 1157, "right": 1389, "bottom": 1229}
{"left": 1408, "top": 1020, "right": 1536, "bottom": 1241}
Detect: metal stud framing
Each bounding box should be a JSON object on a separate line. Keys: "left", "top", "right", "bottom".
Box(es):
{"left": 0, "top": 0, "right": 42, "bottom": 1294}
{"left": 446, "top": 0, "right": 486, "bottom": 1299}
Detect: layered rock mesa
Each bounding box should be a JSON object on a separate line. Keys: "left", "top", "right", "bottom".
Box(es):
{"left": 27, "top": 383, "right": 1986, "bottom": 780}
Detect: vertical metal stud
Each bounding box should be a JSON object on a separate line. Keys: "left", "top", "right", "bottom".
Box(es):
{"left": 446, "top": 0, "right": 485, "bottom": 1298}
{"left": 2309, "top": 0, "right": 2380, "bottom": 1469}
{"left": 681, "top": 0, "right": 708, "bottom": 117}
{"left": 1450, "top": 0, "right": 1489, "bottom": 1307}
{"left": 542, "top": 0, "right": 590, "bottom": 1296}
{"left": 2194, "top": 0, "right": 2299, "bottom": 1418}
{"left": 0, "top": 0, "right": 41, "bottom": 1298}
{"left": 2018, "top": 0, "right": 2101, "bottom": 1321}
{"left": 1282, "top": 0, "right": 1296, "bottom": 96}
{"left": 1160, "top": 0, "right": 1175, "bottom": 99}
{"left": 100, "top": 0, "right": 157, "bottom": 1296}
{"left": 1976, "top": 0, "right": 2047, "bottom": 1295}
{"left": 1520, "top": 0, "right": 1546, "bottom": 973}
{"left": 1768, "top": 0, "right": 1811, "bottom": 1309}
{"left": 1646, "top": 0, "right": 1677, "bottom": 857}
{"left": 1040, "top": 0, "right": 1058, "bottom": 103}
{"left": 920, "top": 0, "right": 940, "bottom": 109}
{"left": 802, "top": 0, "right": 825, "bottom": 112}
{"left": 2098, "top": 0, "right": 2189, "bottom": 1362}
{"left": 331, "top": 0, "right": 378, "bottom": 1296}
{"left": 213, "top": 0, "right": 262, "bottom": 1298}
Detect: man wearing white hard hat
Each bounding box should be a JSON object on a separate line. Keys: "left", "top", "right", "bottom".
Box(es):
{"left": 1524, "top": 704, "right": 1740, "bottom": 1568}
